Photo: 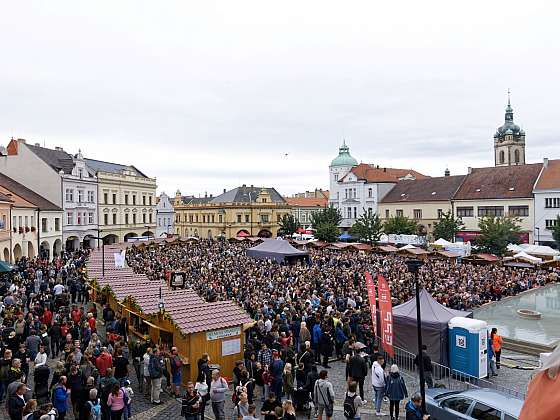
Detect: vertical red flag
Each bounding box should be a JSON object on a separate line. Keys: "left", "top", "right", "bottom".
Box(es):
{"left": 377, "top": 274, "right": 395, "bottom": 358}
{"left": 364, "top": 272, "right": 377, "bottom": 337}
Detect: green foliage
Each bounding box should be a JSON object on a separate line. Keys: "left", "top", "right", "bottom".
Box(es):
{"left": 383, "top": 215, "right": 419, "bottom": 235}
{"left": 551, "top": 215, "right": 560, "bottom": 248}
{"left": 350, "top": 211, "right": 383, "bottom": 244}
{"left": 278, "top": 214, "right": 301, "bottom": 236}
{"left": 432, "top": 211, "right": 465, "bottom": 242}
{"left": 474, "top": 216, "right": 522, "bottom": 256}
{"left": 310, "top": 205, "right": 342, "bottom": 228}
{"left": 314, "top": 222, "right": 340, "bottom": 243}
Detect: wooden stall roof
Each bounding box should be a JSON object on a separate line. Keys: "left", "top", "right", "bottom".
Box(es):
{"left": 462, "top": 253, "right": 499, "bottom": 263}
{"left": 430, "top": 250, "right": 461, "bottom": 259}
{"left": 374, "top": 245, "right": 398, "bottom": 253}
{"left": 397, "top": 247, "right": 430, "bottom": 256}
{"left": 306, "top": 241, "right": 328, "bottom": 248}
{"left": 350, "top": 243, "right": 372, "bottom": 251}
{"left": 541, "top": 259, "right": 560, "bottom": 268}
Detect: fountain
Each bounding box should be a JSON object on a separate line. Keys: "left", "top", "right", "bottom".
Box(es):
{"left": 516, "top": 309, "right": 542, "bottom": 320}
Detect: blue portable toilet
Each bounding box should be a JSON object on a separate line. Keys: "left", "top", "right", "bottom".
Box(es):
{"left": 448, "top": 317, "right": 488, "bottom": 378}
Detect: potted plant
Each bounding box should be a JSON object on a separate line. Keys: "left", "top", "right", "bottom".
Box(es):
{"left": 18, "top": 226, "right": 23, "bottom": 234}
{"left": 25, "top": 226, "right": 30, "bottom": 233}
{"left": 31, "top": 226, "right": 36, "bottom": 232}
{"left": 13, "top": 227, "right": 16, "bottom": 233}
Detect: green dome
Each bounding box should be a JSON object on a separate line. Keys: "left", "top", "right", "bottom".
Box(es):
{"left": 330, "top": 141, "right": 358, "bottom": 167}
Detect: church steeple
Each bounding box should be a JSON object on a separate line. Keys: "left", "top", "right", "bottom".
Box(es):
{"left": 494, "top": 91, "right": 526, "bottom": 166}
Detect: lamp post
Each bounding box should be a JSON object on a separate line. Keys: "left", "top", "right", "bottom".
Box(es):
{"left": 91, "top": 236, "right": 105, "bottom": 277}
{"left": 158, "top": 285, "right": 165, "bottom": 313}
{"left": 535, "top": 227, "right": 540, "bottom": 245}
{"left": 405, "top": 258, "right": 426, "bottom": 414}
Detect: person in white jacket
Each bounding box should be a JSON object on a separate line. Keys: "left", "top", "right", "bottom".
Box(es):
{"left": 371, "top": 354, "right": 386, "bottom": 416}
{"left": 34, "top": 345, "right": 48, "bottom": 367}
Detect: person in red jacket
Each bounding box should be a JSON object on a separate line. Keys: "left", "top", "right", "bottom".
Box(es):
{"left": 71, "top": 305, "right": 81, "bottom": 325}
{"left": 41, "top": 308, "right": 53, "bottom": 327}
{"left": 95, "top": 347, "right": 113, "bottom": 377}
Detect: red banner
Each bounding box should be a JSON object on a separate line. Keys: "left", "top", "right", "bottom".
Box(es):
{"left": 377, "top": 274, "right": 394, "bottom": 358}
{"left": 364, "top": 272, "right": 377, "bottom": 337}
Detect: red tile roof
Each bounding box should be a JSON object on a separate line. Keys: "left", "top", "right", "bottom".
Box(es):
{"left": 535, "top": 159, "right": 560, "bottom": 190}
{"left": 381, "top": 175, "right": 466, "bottom": 203}
{"left": 345, "top": 163, "right": 428, "bottom": 184}
{"left": 285, "top": 197, "right": 328, "bottom": 207}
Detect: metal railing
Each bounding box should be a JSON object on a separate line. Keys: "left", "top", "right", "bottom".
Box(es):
{"left": 380, "top": 343, "right": 527, "bottom": 400}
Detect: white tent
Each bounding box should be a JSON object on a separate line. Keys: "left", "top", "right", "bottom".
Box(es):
{"left": 519, "top": 244, "right": 560, "bottom": 257}
{"left": 399, "top": 244, "right": 418, "bottom": 250}
{"left": 505, "top": 251, "right": 542, "bottom": 265}
{"left": 507, "top": 243, "right": 524, "bottom": 253}
{"left": 433, "top": 238, "right": 452, "bottom": 247}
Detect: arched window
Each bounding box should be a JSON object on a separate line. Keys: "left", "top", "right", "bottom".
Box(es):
{"left": 514, "top": 149, "right": 520, "bottom": 164}
{"left": 499, "top": 150, "right": 505, "bottom": 164}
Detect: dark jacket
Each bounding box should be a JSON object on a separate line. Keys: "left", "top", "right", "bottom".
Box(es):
{"left": 7, "top": 393, "right": 25, "bottom": 420}
{"left": 384, "top": 372, "right": 408, "bottom": 401}
{"left": 405, "top": 400, "right": 423, "bottom": 420}
{"left": 148, "top": 354, "right": 163, "bottom": 379}
{"left": 414, "top": 351, "right": 433, "bottom": 373}
{"left": 346, "top": 354, "right": 368, "bottom": 379}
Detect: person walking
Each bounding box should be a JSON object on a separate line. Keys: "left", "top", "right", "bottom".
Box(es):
{"left": 282, "top": 363, "right": 294, "bottom": 402}
{"left": 385, "top": 365, "right": 408, "bottom": 420}
{"left": 195, "top": 372, "right": 209, "bottom": 419}
{"left": 346, "top": 349, "right": 368, "bottom": 402}
{"left": 142, "top": 347, "right": 152, "bottom": 397}
{"left": 148, "top": 348, "right": 164, "bottom": 404}
{"left": 52, "top": 376, "right": 70, "bottom": 420}
{"left": 107, "top": 383, "right": 126, "bottom": 420}
{"left": 313, "top": 370, "right": 334, "bottom": 420}
{"left": 7, "top": 382, "right": 27, "bottom": 420}
{"left": 269, "top": 350, "right": 284, "bottom": 404}
{"left": 487, "top": 333, "right": 498, "bottom": 377}
{"left": 371, "top": 354, "right": 386, "bottom": 417}
{"left": 181, "top": 382, "right": 201, "bottom": 420}
{"left": 210, "top": 369, "right": 228, "bottom": 420}
{"left": 405, "top": 393, "right": 429, "bottom": 420}
{"left": 343, "top": 381, "right": 363, "bottom": 420}
{"left": 170, "top": 347, "right": 184, "bottom": 398}
{"left": 491, "top": 328, "right": 503, "bottom": 369}
{"left": 414, "top": 345, "right": 433, "bottom": 388}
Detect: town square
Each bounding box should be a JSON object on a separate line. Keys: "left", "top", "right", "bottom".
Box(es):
{"left": 0, "top": 2, "right": 559, "bottom": 420}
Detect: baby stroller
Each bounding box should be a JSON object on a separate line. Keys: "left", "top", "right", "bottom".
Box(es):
{"left": 293, "top": 373, "right": 312, "bottom": 418}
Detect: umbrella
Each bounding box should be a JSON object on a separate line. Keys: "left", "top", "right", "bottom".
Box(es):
{"left": 236, "top": 231, "right": 250, "bottom": 237}
{"left": 0, "top": 261, "right": 14, "bottom": 273}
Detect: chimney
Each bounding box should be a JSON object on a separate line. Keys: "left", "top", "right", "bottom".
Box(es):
{"left": 544, "top": 158, "right": 549, "bottom": 168}
{"left": 444, "top": 168, "right": 450, "bottom": 177}
{"left": 18, "top": 138, "right": 26, "bottom": 143}
{"left": 223, "top": 188, "right": 227, "bottom": 193}
{"left": 383, "top": 167, "right": 386, "bottom": 172}
{"left": 205, "top": 192, "right": 208, "bottom": 198}
{"left": 468, "top": 167, "right": 472, "bottom": 174}
{"left": 250, "top": 184, "right": 254, "bottom": 188}
{"left": 34, "top": 143, "right": 40, "bottom": 147}
{"left": 210, "top": 194, "right": 213, "bottom": 198}
{"left": 376, "top": 165, "right": 380, "bottom": 169}
{"left": 242, "top": 184, "right": 246, "bottom": 187}
{"left": 55, "top": 146, "right": 63, "bottom": 151}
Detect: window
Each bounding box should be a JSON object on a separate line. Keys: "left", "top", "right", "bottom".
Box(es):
{"left": 13, "top": 216, "right": 16, "bottom": 229}
{"left": 104, "top": 193, "right": 108, "bottom": 204}
{"left": 189, "top": 215, "right": 193, "bottom": 223}
{"left": 31, "top": 216, "right": 34, "bottom": 227}
{"left": 219, "top": 214, "right": 223, "bottom": 223}
{"left": 149, "top": 213, "right": 153, "bottom": 223}
{"left": 499, "top": 150, "right": 505, "bottom": 164}
{"left": 471, "top": 402, "right": 501, "bottom": 420}
{"left": 125, "top": 214, "right": 129, "bottom": 224}
{"left": 112, "top": 214, "right": 117, "bottom": 225}
{"left": 508, "top": 205, "right": 529, "bottom": 217}
{"left": 261, "top": 214, "right": 269, "bottom": 223}
{"left": 545, "top": 198, "right": 560, "bottom": 208}
{"left": 19, "top": 216, "right": 22, "bottom": 228}
{"left": 55, "top": 218, "right": 60, "bottom": 231}
{"left": 143, "top": 213, "right": 146, "bottom": 223}
{"left": 211, "top": 215, "right": 214, "bottom": 223}
{"left": 385, "top": 209, "right": 390, "bottom": 218}
{"left": 125, "top": 195, "right": 129, "bottom": 205}
{"left": 353, "top": 207, "right": 357, "bottom": 218}
{"left": 441, "top": 397, "right": 472, "bottom": 415}
{"left": 413, "top": 209, "right": 422, "bottom": 219}
{"left": 277, "top": 214, "right": 282, "bottom": 222}
{"left": 78, "top": 189, "right": 84, "bottom": 203}
{"left": 78, "top": 168, "right": 83, "bottom": 178}
{"left": 77, "top": 213, "right": 81, "bottom": 225}
{"left": 158, "top": 218, "right": 161, "bottom": 227}
{"left": 65, "top": 189, "right": 73, "bottom": 202}
{"left": 113, "top": 193, "right": 117, "bottom": 204}
{"left": 143, "top": 195, "right": 146, "bottom": 205}
{"left": 202, "top": 215, "right": 206, "bottom": 223}
{"left": 41, "top": 218, "right": 47, "bottom": 232}
{"left": 262, "top": 198, "right": 267, "bottom": 203}
{"left": 514, "top": 149, "right": 520, "bottom": 164}
{"left": 478, "top": 206, "right": 504, "bottom": 217}
{"left": 245, "top": 215, "right": 250, "bottom": 223}
{"left": 546, "top": 219, "right": 559, "bottom": 229}
{"left": 368, "top": 188, "right": 373, "bottom": 198}
{"left": 67, "top": 212, "right": 73, "bottom": 225}
{"left": 132, "top": 195, "right": 136, "bottom": 205}
{"left": 88, "top": 191, "right": 94, "bottom": 203}
{"left": 149, "top": 196, "right": 152, "bottom": 205}
{"left": 334, "top": 174, "right": 338, "bottom": 181}
{"left": 457, "top": 207, "right": 474, "bottom": 217}
{"left": 104, "top": 214, "right": 109, "bottom": 225}
{"left": 396, "top": 209, "right": 403, "bottom": 217}
{"left": 237, "top": 215, "right": 242, "bottom": 223}
{"left": 347, "top": 207, "right": 352, "bottom": 218}
{"left": 345, "top": 189, "right": 348, "bottom": 199}
{"left": 25, "top": 216, "right": 28, "bottom": 227}
{"left": 132, "top": 214, "right": 136, "bottom": 224}
{"left": 437, "top": 209, "right": 443, "bottom": 219}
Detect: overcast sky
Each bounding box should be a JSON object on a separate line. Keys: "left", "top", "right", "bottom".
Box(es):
{"left": 1, "top": 1, "right": 559, "bottom": 196}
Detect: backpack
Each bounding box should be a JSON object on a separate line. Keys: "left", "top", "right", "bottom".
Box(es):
{"left": 88, "top": 399, "right": 101, "bottom": 420}
{"left": 343, "top": 392, "right": 357, "bottom": 419}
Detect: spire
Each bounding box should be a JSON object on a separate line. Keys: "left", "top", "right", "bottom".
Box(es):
{"left": 505, "top": 89, "right": 513, "bottom": 121}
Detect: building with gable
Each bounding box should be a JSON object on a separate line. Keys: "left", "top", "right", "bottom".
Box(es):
{"left": 155, "top": 192, "right": 175, "bottom": 237}
{"left": 533, "top": 158, "right": 560, "bottom": 246}
{"left": 173, "top": 185, "right": 291, "bottom": 239}
{"left": 328, "top": 141, "right": 427, "bottom": 228}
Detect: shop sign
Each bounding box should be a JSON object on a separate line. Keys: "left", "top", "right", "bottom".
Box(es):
{"left": 206, "top": 326, "right": 241, "bottom": 341}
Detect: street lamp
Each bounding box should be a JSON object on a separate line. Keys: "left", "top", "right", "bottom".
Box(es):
{"left": 158, "top": 285, "right": 165, "bottom": 313}
{"left": 91, "top": 236, "right": 105, "bottom": 277}
{"left": 405, "top": 258, "right": 427, "bottom": 414}
{"left": 535, "top": 227, "right": 540, "bottom": 245}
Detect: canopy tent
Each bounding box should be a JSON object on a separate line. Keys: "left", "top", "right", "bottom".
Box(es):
{"left": 507, "top": 244, "right": 524, "bottom": 254}
{"left": 518, "top": 244, "right": 560, "bottom": 259}
{"left": 399, "top": 244, "right": 417, "bottom": 250}
{"left": 246, "top": 239, "right": 309, "bottom": 263}
{"left": 432, "top": 238, "right": 452, "bottom": 247}
{"left": 0, "top": 261, "right": 14, "bottom": 273}
{"left": 504, "top": 251, "right": 542, "bottom": 265}
{"left": 393, "top": 289, "right": 472, "bottom": 366}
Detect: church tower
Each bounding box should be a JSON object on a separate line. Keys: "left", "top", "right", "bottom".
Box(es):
{"left": 494, "top": 92, "right": 526, "bottom": 166}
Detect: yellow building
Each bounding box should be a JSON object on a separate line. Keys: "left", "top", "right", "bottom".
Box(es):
{"left": 173, "top": 185, "right": 292, "bottom": 239}
{"left": 85, "top": 159, "right": 157, "bottom": 244}
{"left": 379, "top": 175, "right": 466, "bottom": 238}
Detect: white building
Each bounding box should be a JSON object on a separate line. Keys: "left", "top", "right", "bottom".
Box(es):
{"left": 534, "top": 158, "right": 560, "bottom": 247}
{"left": 155, "top": 192, "right": 175, "bottom": 237}
{"left": 0, "top": 139, "right": 98, "bottom": 250}
{"left": 328, "top": 141, "right": 427, "bottom": 228}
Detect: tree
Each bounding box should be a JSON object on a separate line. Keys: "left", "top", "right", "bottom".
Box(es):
{"left": 383, "top": 215, "right": 419, "bottom": 235}
{"left": 432, "top": 211, "right": 465, "bottom": 242}
{"left": 278, "top": 214, "right": 300, "bottom": 236}
{"left": 551, "top": 215, "right": 560, "bottom": 248}
{"left": 314, "top": 222, "right": 340, "bottom": 243}
{"left": 310, "top": 206, "right": 342, "bottom": 229}
{"left": 351, "top": 211, "right": 383, "bottom": 244}
{"left": 474, "top": 216, "right": 521, "bottom": 256}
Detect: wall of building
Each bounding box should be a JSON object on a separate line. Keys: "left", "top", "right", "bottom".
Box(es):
{"left": 534, "top": 191, "right": 560, "bottom": 245}
{"left": 37, "top": 210, "right": 64, "bottom": 258}
{"left": 0, "top": 202, "right": 10, "bottom": 261}
{"left": 155, "top": 193, "right": 175, "bottom": 238}
{"left": 378, "top": 201, "right": 453, "bottom": 237}
{"left": 11, "top": 207, "right": 39, "bottom": 261}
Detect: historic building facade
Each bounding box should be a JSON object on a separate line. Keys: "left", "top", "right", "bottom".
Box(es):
{"left": 85, "top": 159, "right": 157, "bottom": 244}
{"left": 173, "top": 185, "right": 291, "bottom": 239}
{"left": 155, "top": 192, "right": 175, "bottom": 237}
{"left": 328, "top": 141, "right": 427, "bottom": 228}
{"left": 533, "top": 158, "right": 560, "bottom": 246}
{"left": 284, "top": 196, "right": 328, "bottom": 227}
{"left": 494, "top": 94, "right": 526, "bottom": 167}
{"left": 0, "top": 193, "right": 12, "bottom": 262}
